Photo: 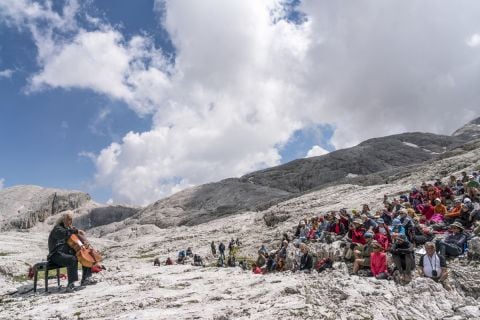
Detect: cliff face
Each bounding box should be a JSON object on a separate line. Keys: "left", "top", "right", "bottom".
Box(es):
{"left": 0, "top": 185, "right": 92, "bottom": 230}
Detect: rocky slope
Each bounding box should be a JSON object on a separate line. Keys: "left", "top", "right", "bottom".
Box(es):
{"left": 1, "top": 141, "right": 480, "bottom": 319}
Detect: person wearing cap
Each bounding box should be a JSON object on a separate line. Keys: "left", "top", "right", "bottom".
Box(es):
{"left": 352, "top": 232, "right": 375, "bottom": 275}
{"left": 435, "top": 222, "right": 467, "bottom": 258}
{"left": 418, "top": 242, "right": 448, "bottom": 283}
{"left": 370, "top": 240, "right": 388, "bottom": 279}
{"left": 390, "top": 234, "right": 414, "bottom": 283}
{"left": 348, "top": 218, "right": 366, "bottom": 245}
{"left": 390, "top": 218, "right": 406, "bottom": 240}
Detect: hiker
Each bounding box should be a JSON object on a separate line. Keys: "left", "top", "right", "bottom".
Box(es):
{"left": 211, "top": 241, "right": 216, "bottom": 256}
{"left": 47, "top": 211, "right": 96, "bottom": 292}
{"left": 256, "top": 250, "right": 267, "bottom": 269}
{"left": 299, "top": 243, "right": 313, "bottom": 272}
{"left": 218, "top": 242, "right": 226, "bottom": 260}
{"left": 390, "top": 234, "right": 414, "bottom": 283}
{"left": 193, "top": 254, "right": 204, "bottom": 267}
{"left": 412, "top": 220, "right": 434, "bottom": 246}
{"left": 228, "top": 239, "right": 235, "bottom": 253}
{"left": 177, "top": 250, "right": 187, "bottom": 264}
{"left": 153, "top": 258, "right": 160, "bottom": 266}
{"left": 435, "top": 222, "right": 467, "bottom": 258}
{"left": 370, "top": 241, "right": 388, "bottom": 280}
{"left": 352, "top": 232, "right": 375, "bottom": 275}
{"left": 431, "top": 198, "right": 446, "bottom": 223}
{"left": 362, "top": 214, "right": 377, "bottom": 231}
{"left": 348, "top": 218, "right": 366, "bottom": 245}
{"left": 329, "top": 215, "right": 346, "bottom": 236}
{"left": 186, "top": 247, "right": 193, "bottom": 258}
{"left": 444, "top": 200, "right": 463, "bottom": 223}
{"left": 165, "top": 257, "right": 173, "bottom": 265}
{"left": 373, "top": 222, "right": 390, "bottom": 250}
{"left": 251, "top": 263, "right": 262, "bottom": 274}
{"left": 266, "top": 250, "right": 277, "bottom": 272}
{"left": 398, "top": 209, "right": 414, "bottom": 242}
{"left": 419, "top": 200, "right": 435, "bottom": 223}
{"left": 390, "top": 218, "right": 405, "bottom": 240}
{"left": 418, "top": 242, "right": 448, "bottom": 283}
{"left": 276, "top": 240, "right": 288, "bottom": 271}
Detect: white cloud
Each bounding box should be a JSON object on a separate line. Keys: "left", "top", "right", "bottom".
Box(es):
{"left": 306, "top": 145, "right": 330, "bottom": 158}
{"left": 0, "top": 178, "right": 5, "bottom": 190}
{"left": 0, "top": 69, "right": 14, "bottom": 78}
{"left": 4, "top": 0, "right": 480, "bottom": 204}
{"left": 467, "top": 33, "right": 480, "bottom": 47}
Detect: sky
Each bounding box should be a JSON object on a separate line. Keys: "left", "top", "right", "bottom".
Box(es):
{"left": 0, "top": 0, "right": 479, "bottom": 205}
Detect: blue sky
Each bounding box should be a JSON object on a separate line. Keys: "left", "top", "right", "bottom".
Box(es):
{"left": 1, "top": 1, "right": 479, "bottom": 205}
{"left": 0, "top": 0, "right": 333, "bottom": 203}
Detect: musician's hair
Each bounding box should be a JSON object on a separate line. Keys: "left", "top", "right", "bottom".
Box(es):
{"left": 55, "top": 210, "right": 74, "bottom": 225}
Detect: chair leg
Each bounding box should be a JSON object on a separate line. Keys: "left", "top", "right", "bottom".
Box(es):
{"left": 45, "top": 269, "right": 48, "bottom": 293}
{"left": 33, "top": 269, "right": 38, "bottom": 293}
{"left": 57, "top": 268, "right": 60, "bottom": 288}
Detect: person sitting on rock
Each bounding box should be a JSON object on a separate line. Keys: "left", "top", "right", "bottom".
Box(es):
{"left": 299, "top": 243, "right": 313, "bottom": 272}
{"left": 329, "top": 214, "right": 346, "bottom": 236}
{"left": 390, "top": 218, "right": 405, "bottom": 240}
{"left": 399, "top": 209, "right": 414, "bottom": 242}
{"left": 186, "top": 247, "right": 193, "bottom": 258}
{"left": 419, "top": 200, "right": 435, "bottom": 223}
{"left": 370, "top": 240, "right": 388, "bottom": 280}
{"left": 256, "top": 250, "right": 267, "bottom": 269}
{"left": 177, "top": 250, "right": 187, "bottom": 264}
{"left": 352, "top": 232, "right": 375, "bottom": 275}
{"left": 418, "top": 242, "right": 448, "bottom": 283}
{"left": 251, "top": 262, "right": 262, "bottom": 274}
{"left": 431, "top": 198, "right": 447, "bottom": 223}
{"left": 390, "top": 234, "right": 414, "bottom": 283}
{"left": 412, "top": 220, "right": 434, "bottom": 246}
{"left": 165, "top": 257, "right": 173, "bottom": 265}
{"left": 373, "top": 222, "right": 390, "bottom": 250}
{"left": 153, "top": 258, "right": 160, "bottom": 266}
{"left": 444, "top": 200, "right": 463, "bottom": 223}
{"left": 362, "top": 214, "right": 377, "bottom": 232}
{"left": 435, "top": 222, "right": 467, "bottom": 258}
{"left": 348, "top": 218, "right": 366, "bottom": 245}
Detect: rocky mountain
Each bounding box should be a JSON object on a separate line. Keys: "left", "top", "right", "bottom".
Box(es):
{"left": 452, "top": 116, "right": 480, "bottom": 139}
{"left": 0, "top": 186, "right": 92, "bottom": 230}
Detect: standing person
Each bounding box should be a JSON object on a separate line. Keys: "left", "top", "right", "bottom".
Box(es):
{"left": 390, "top": 235, "right": 414, "bottom": 283}
{"left": 211, "top": 241, "right": 216, "bottom": 256}
{"left": 218, "top": 242, "right": 226, "bottom": 261}
{"left": 48, "top": 211, "right": 95, "bottom": 292}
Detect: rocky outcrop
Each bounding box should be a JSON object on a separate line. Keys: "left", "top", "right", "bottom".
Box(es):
{"left": 452, "top": 116, "right": 480, "bottom": 140}
{"left": 242, "top": 132, "right": 466, "bottom": 194}
{"left": 133, "top": 178, "right": 292, "bottom": 228}
{"left": 0, "top": 185, "right": 92, "bottom": 230}
{"left": 74, "top": 205, "right": 140, "bottom": 230}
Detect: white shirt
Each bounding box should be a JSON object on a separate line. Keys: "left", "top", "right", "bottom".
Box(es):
{"left": 422, "top": 253, "right": 442, "bottom": 278}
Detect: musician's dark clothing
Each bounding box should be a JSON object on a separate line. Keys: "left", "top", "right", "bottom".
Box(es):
{"left": 47, "top": 222, "right": 91, "bottom": 285}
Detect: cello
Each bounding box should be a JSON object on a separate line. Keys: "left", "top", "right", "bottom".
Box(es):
{"left": 67, "top": 233, "right": 103, "bottom": 268}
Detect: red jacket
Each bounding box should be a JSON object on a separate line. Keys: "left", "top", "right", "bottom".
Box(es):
{"left": 350, "top": 227, "right": 366, "bottom": 245}
{"left": 370, "top": 252, "right": 388, "bottom": 277}
{"left": 374, "top": 232, "right": 390, "bottom": 250}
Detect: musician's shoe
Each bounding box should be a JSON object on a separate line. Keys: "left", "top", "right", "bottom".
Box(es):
{"left": 80, "top": 278, "right": 98, "bottom": 286}
{"left": 65, "top": 283, "right": 76, "bottom": 293}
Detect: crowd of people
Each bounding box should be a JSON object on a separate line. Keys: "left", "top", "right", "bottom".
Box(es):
{"left": 251, "top": 171, "right": 480, "bottom": 285}
{"left": 152, "top": 171, "right": 480, "bottom": 287}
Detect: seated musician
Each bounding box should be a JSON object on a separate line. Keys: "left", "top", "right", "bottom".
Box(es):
{"left": 47, "top": 211, "right": 96, "bottom": 292}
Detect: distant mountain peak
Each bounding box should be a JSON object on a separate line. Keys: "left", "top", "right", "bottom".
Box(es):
{"left": 452, "top": 116, "right": 480, "bottom": 139}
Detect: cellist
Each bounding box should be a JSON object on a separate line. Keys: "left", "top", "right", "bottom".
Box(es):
{"left": 47, "top": 211, "right": 96, "bottom": 292}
